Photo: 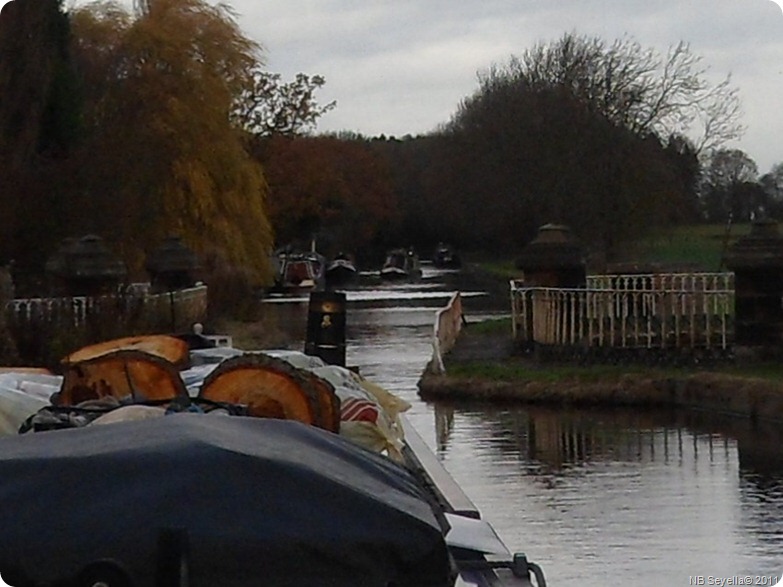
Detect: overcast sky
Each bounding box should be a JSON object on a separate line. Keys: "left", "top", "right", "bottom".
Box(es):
{"left": 226, "top": 0, "right": 783, "bottom": 173}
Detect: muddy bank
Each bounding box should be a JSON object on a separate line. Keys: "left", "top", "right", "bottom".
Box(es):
{"left": 418, "top": 322, "right": 783, "bottom": 424}
{"left": 419, "top": 370, "right": 783, "bottom": 423}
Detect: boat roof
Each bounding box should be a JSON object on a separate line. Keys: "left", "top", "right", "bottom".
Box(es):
{"left": 0, "top": 415, "right": 453, "bottom": 586}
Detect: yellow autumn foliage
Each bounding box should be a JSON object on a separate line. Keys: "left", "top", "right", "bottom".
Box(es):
{"left": 70, "top": 0, "right": 274, "bottom": 283}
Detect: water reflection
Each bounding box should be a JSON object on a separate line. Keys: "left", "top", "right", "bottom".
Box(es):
{"left": 432, "top": 403, "right": 783, "bottom": 585}
{"left": 258, "top": 267, "right": 783, "bottom": 586}
{"left": 434, "top": 405, "right": 754, "bottom": 469}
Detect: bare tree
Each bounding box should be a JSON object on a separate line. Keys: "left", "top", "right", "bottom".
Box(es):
{"left": 495, "top": 33, "right": 744, "bottom": 155}
{"left": 234, "top": 71, "right": 337, "bottom": 137}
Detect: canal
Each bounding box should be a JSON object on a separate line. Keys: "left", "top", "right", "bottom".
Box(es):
{"left": 262, "top": 265, "right": 783, "bottom": 587}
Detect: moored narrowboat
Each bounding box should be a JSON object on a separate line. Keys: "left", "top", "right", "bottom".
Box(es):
{"left": 325, "top": 252, "right": 358, "bottom": 288}
{"left": 380, "top": 247, "right": 422, "bottom": 281}
{"left": 0, "top": 336, "right": 546, "bottom": 586}
{"left": 270, "top": 249, "right": 326, "bottom": 294}
{"left": 433, "top": 242, "right": 462, "bottom": 269}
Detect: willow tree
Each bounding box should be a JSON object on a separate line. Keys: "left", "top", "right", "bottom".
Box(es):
{"left": 70, "top": 0, "right": 273, "bottom": 282}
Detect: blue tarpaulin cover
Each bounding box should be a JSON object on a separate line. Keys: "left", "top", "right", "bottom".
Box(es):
{"left": 0, "top": 414, "right": 452, "bottom": 586}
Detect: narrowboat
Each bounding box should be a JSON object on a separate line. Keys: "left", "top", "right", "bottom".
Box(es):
{"left": 433, "top": 242, "right": 462, "bottom": 269}
{"left": 325, "top": 252, "right": 358, "bottom": 288}
{"left": 270, "top": 249, "right": 326, "bottom": 294}
{"left": 380, "top": 248, "right": 422, "bottom": 281}
{"left": 0, "top": 336, "right": 547, "bottom": 587}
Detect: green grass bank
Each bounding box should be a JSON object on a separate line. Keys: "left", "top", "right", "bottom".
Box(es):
{"left": 418, "top": 322, "right": 783, "bottom": 424}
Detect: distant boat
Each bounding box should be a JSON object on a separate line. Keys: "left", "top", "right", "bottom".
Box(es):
{"left": 271, "top": 250, "right": 325, "bottom": 294}
{"left": 380, "top": 248, "right": 422, "bottom": 281}
{"left": 433, "top": 243, "right": 462, "bottom": 269}
{"left": 325, "top": 252, "right": 358, "bottom": 288}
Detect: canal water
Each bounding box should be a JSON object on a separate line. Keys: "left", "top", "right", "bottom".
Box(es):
{"left": 263, "top": 266, "right": 783, "bottom": 587}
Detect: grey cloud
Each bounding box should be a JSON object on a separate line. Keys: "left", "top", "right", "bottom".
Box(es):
{"left": 235, "top": 0, "right": 781, "bottom": 167}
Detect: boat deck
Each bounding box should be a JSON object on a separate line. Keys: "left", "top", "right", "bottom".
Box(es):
{"left": 401, "top": 417, "right": 545, "bottom": 586}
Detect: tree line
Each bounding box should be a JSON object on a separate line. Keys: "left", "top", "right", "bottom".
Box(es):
{"left": 360, "top": 33, "right": 779, "bottom": 263}
{"left": 1, "top": 1, "right": 779, "bottom": 298}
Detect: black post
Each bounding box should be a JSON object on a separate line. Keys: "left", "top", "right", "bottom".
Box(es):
{"left": 305, "top": 290, "right": 347, "bottom": 366}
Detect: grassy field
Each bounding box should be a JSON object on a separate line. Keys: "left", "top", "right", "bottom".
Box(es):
{"left": 614, "top": 222, "right": 751, "bottom": 270}
{"left": 467, "top": 258, "right": 519, "bottom": 280}
{"left": 468, "top": 222, "right": 753, "bottom": 280}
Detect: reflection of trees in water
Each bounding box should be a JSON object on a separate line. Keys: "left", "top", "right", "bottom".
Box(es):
{"left": 737, "top": 471, "right": 783, "bottom": 570}
{"left": 434, "top": 401, "right": 783, "bottom": 479}
{"left": 435, "top": 398, "right": 783, "bottom": 559}
{"left": 729, "top": 417, "right": 783, "bottom": 564}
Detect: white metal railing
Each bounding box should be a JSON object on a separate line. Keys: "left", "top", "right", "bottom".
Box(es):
{"left": 586, "top": 272, "right": 734, "bottom": 292}
{"left": 5, "top": 285, "right": 208, "bottom": 330}
{"left": 511, "top": 276, "right": 734, "bottom": 350}
{"left": 430, "top": 292, "right": 463, "bottom": 374}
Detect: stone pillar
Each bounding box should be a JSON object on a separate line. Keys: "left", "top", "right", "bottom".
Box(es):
{"left": 513, "top": 224, "right": 586, "bottom": 353}
{"left": 725, "top": 218, "right": 783, "bottom": 350}
{"left": 45, "top": 235, "right": 127, "bottom": 296}
{"left": 514, "top": 224, "right": 586, "bottom": 287}
{"left": 145, "top": 235, "right": 201, "bottom": 294}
